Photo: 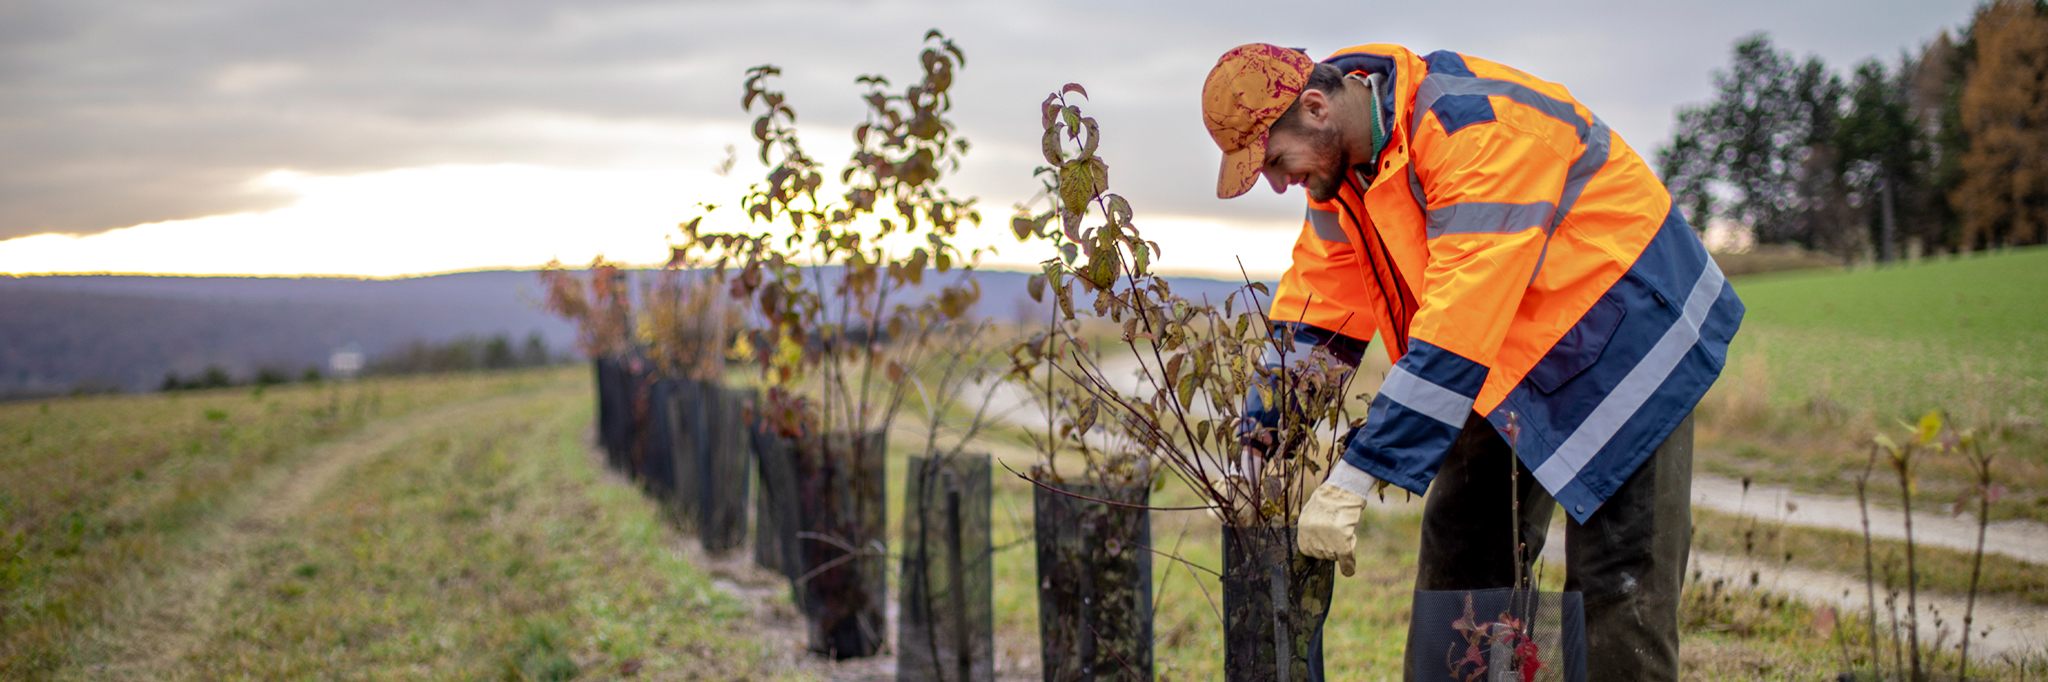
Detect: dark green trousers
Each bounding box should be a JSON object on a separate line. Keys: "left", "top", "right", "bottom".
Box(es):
{"left": 1409, "top": 411, "right": 1694, "bottom": 682}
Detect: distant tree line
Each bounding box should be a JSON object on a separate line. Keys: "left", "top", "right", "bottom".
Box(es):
{"left": 1658, "top": 0, "right": 2048, "bottom": 262}
{"left": 159, "top": 331, "right": 561, "bottom": 391}
{"left": 161, "top": 364, "right": 322, "bottom": 391}
{"left": 364, "top": 331, "right": 560, "bottom": 376}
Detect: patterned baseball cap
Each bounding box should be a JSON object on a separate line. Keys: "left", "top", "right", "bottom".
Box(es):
{"left": 1202, "top": 43, "right": 1315, "bottom": 199}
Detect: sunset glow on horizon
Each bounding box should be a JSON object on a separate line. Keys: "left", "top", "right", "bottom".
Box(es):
{"left": 0, "top": 164, "right": 1299, "bottom": 280}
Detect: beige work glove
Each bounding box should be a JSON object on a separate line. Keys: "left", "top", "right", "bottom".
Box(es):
{"left": 1297, "top": 460, "right": 1376, "bottom": 577}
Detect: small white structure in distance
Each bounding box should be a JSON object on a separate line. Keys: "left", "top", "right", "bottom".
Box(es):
{"left": 329, "top": 345, "right": 365, "bottom": 380}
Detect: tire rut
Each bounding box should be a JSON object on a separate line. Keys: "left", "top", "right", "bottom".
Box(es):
{"left": 56, "top": 390, "right": 553, "bottom": 681}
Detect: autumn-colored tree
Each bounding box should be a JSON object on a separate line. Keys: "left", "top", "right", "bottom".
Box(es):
{"left": 539, "top": 257, "right": 633, "bottom": 358}
{"left": 1952, "top": 0, "right": 2048, "bottom": 249}
{"left": 689, "top": 30, "right": 985, "bottom": 439}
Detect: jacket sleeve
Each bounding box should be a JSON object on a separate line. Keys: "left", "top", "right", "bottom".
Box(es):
{"left": 1341, "top": 103, "right": 1573, "bottom": 494}
{"left": 1249, "top": 213, "right": 1378, "bottom": 457}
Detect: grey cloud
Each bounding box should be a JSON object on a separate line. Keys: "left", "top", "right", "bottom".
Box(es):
{"left": 1, "top": 0, "right": 1977, "bottom": 241}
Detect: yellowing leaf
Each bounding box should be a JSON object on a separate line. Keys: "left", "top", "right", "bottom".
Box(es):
{"left": 1042, "top": 125, "right": 1065, "bottom": 166}
{"left": 1915, "top": 411, "right": 1943, "bottom": 445}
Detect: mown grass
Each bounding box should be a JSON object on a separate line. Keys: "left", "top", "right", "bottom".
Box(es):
{"left": 0, "top": 370, "right": 560, "bottom": 680}
{"left": 1702, "top": 246, "right": 2048, "bottom": 522}
{"left": 1731, "top": 247, "right": 2048, "bottom": 369}
{"left": 181, "top": 378, "right": 796, "bottom": 680}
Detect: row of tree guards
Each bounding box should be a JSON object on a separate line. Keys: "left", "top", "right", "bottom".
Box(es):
{"left": 590, "top": 353, "right": 1139, "bottom": 677}
{"left": 548, "top": 32, "right": 1585, "bottom": 682}
{"left": 594, "top": 347, "right": 1585, "bottom": 681}
{"left": 594, "top": 359, "right": 754, "bottom": 552}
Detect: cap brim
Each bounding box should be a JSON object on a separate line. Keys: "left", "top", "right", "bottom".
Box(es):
{"left": 1216, "top": 131, "right": 1267, "bottom": 199}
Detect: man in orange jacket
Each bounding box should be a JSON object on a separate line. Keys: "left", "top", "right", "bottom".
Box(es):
{"left": 1206, "top": 43, "right": 1743, "bottom": 680}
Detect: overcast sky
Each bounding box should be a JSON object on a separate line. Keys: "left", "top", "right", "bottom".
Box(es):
{"left": 0, "top": 0, "right": 1977, "bottom": 277}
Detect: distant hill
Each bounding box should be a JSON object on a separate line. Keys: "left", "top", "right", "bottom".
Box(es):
{"left": 0, "top": 268, "right": 1267, "bottom": 398}
{"left": 0, "top": 271, "right": 576, "bottom": 397}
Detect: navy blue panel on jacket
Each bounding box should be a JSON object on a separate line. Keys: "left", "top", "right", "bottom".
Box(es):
{"left": 1489, "top": 207, "right": 1744, "bottom": 523}
{"left": 1343, "top": 338, "right": 1487, "bottom": 493}
{"left": 1430, "top": 93, "right": 1496, "bottom": 136}
{"left": 1421, "top": 50, "right": 1474, "bottom": 77}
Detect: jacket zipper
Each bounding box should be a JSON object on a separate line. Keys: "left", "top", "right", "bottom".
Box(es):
{"left": 1342, "top": 168, "right": 1416, "bottom": 358}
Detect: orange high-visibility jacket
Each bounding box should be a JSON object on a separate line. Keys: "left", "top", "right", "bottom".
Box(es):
{"left": 1282, "top": 45, "right": 1743, "bottom": 522}
{"left": 1269, "top": 229, "right": 1376, "bottom": 343}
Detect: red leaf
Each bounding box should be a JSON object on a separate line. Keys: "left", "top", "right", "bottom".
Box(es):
{"left": 1515, "top": 639, "right": 1544, "bottom": 682}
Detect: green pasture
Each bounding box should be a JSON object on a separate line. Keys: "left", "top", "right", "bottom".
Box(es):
{"left": 1720, "top": 246, "right": 2048, "bottom": 424}
{"left": 1, "top": 368, "right": 788, "bottom": 681}
{"left": 181, "top": 379, "right": 787, "bottom": 680}
{"left": 0, "top": 371, "right": 538, "bottom": 678}
{"left": 1704, "top": 247, "right": 2048, "bottom": 523}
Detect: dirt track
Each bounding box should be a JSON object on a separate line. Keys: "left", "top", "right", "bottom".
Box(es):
{"left": 1691, "top": 474, "right": 2048, "bottom": 565}
{"left": 54, "top": 391, "right": 545, "bottom": 681}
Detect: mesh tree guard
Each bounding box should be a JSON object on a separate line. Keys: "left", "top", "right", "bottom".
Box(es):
{"left": 751, "top": 423, "right": 803, "bottom": 592}
{"left": 593, "top": 359, "right": 615, "bottom": 467}
{"left": 1033, "top": 481, "right": 1153, "bottom": 681}
{"left": 898, "top": 454, "right": 994, "bottom": 682}
{"left": 793, "top": 430, "right": 889, "bottom": 659}
{"left": 697, "top": 385, "right": 752, "bottom": 553}
{"left": 639, "top": 378, "right": 681, "bottom": 501}
{"left": 624, "top": 358, "right": 657, "bottom": 479}
{"left": 1406, "top": 589, "right": 1586, "bottom": 682}
{"left": 668, "top": 378, "right": 704, "bottom": 531}
{"left": 1221, "top": 526, "right": 1334, "bottom": 682}
{"left": 597, "top": 358, "right": 633, "bottom": 472}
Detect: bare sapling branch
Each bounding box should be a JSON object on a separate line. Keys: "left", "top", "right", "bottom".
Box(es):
{"left": 1004, "top": 84, "right": 1361, "bottom": 531}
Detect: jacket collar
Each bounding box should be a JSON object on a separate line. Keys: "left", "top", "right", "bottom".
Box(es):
{"left": 1320, "top": 44, "right": 1424, "bottom": 175}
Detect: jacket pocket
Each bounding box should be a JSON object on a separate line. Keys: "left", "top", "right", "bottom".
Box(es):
{"left": 1528, "top": 292, "right": 1626, "bottom": 395}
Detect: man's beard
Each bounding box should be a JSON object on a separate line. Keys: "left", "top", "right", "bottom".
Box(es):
{"left": 1298, "top": 125, "right": 1352, "bottom": 202}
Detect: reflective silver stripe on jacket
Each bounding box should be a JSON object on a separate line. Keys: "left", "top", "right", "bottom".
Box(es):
{"left": 1377, "top": 364, "right": 1474, "bottom": 427}
{"left": 1531, "top": 259, "right": 1727, "bottom": 493}
{"left": 1425, "top": 201, "right": 1555, "bottom": 238}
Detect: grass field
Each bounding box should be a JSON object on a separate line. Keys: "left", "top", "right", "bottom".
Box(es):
{"left": 8, "top": 246, "right": 2045, "bottom": 680}
{"left": 2, "top": 368, "right": 796, "bottom": 681}
{"left": 1720, "top": 246, "right": 2047, "bottom": 420}
{"left": 6, "top": 362, "right": 2037, "bottom": 680}
{"left": 1, "top": 372, "right": 515, "bottom": 677}
{"left": 1700, "top": 246, "right": 2048, "bottom": 523}
{"left": 171, "top": 377, "right": 785, "bottom": 680}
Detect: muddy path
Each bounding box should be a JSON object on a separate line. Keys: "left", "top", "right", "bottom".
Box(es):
{"left": 1692, "top": 474, "right": 2048, "bottom": 565}
{"left": 1532, "top": 521, "right": 2048, "bottom": 661}
{"left": 1688, "top": 549, "right": 2048, "bottom": 661}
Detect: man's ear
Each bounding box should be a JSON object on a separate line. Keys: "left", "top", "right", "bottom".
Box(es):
{"left": 1296, "top": 89, "right": 1333, "bottom": 128}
